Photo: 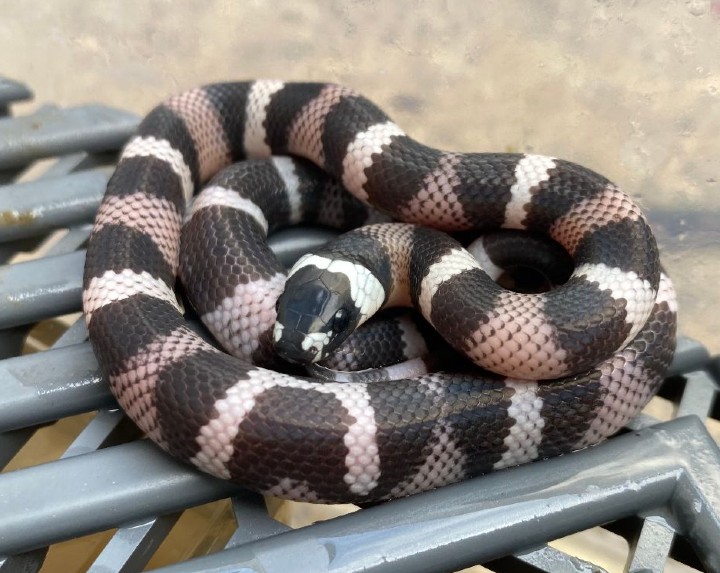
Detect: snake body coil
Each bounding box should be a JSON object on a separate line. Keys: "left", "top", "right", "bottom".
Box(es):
{"left": 83, "top": 81, "right": 677, "bottom": 503}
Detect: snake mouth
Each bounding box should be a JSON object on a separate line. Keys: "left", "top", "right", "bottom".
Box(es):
{"left": 273, "top": 326, "right": 332, "bottom": 364}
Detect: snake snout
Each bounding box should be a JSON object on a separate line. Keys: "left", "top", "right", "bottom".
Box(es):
{"left": 273, "top": 327, "right": 319, "bottom": 364}
{"left": 274, "top": 266, "right": 361, "bottom": 364}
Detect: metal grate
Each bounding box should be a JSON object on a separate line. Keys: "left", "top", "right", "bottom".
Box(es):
{"left": 0, "top": 77, "right": 718, "bottom": 573}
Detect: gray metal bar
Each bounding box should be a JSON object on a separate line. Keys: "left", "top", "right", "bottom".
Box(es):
{"left": 79, "top": 411, "right": 178, "bottom": 573}
{"left": 0, "top": 440, "right": 244, "bottom": 554}
{"left": 39, "top": 152, "right": 95, "bottom": 178}
{"left": 0, "top": 104, "right": 138, "bottom": 170}
{"left": 668, "top": 336, "right": 711, "bottom": 377}
{"left": 0, "top": 250, "right": 83, "bottom": 329}
{"left": 0, "top": 170, "right": 108, "bottom": 242}
{"left": 626, "top": 516, "right": 675, "bottom": 573}
{"left": 0, "top": 78, "right": 32, "bottom": 107}
{"left": 676, "top": 370, "right": 718, "bottom": 419}
{"left": 0, "top": 326, "right": 30, "bottom": 360}
{"left": 0, "top": 548, "right": 46, "bottom": 573}
{"left": 671, "top": 438, "right": 720, "bottom": 572}
{"left": 0, "top": 428, "right": 37, "bottom": 469}
{"left": 626, "top": 413, "right": 661, "bottom": 430}
{"left": 0, "top": 342, "right": 109, "bottom": 432}
{"left": 8, "top": 322, "right": 135, "bottom": 571}
{"left": 0, "top": 418, "right": 714, "bottom": 566}
{"left": 43, "top": 225, "right": 92, "bottom": 256}
{"left": 58, "top": 226, "right": 93, "bottom": 253}
{"left": 87, "top": 515, "right": 182, "bottom": 573}
{"left": 53, "top": 315, "right": 88, "bottom": 348}
{"left": 143, "top": 417, "right": 718, "bottom": 573}
{"left": 61, "top": 409, "right": 127, "bottom": 459}
{"left": 0, "top": 237, "right": 44, "bottom": 264}
{"left": 226, "top": 494, "right": 291, "bottom": 548}
{"left": 514, "top": 545, "right": 609, "bottom": 573}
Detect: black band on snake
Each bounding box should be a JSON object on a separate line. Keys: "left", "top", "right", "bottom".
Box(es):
{"left": 82, "top": 81, "right": 677, "bottom": 503}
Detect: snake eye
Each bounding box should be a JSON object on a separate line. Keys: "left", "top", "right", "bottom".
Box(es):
{"left": 332, "top": 307, "right": 351, "bottom": 333}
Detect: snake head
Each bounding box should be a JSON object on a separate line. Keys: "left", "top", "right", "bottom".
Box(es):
{"left": 273, "top": 263, "right": 360, "bottom": 364}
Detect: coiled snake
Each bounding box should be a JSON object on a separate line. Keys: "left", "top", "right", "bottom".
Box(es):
{"left": 83, "top": 81, "right": 677, "bottom": 503}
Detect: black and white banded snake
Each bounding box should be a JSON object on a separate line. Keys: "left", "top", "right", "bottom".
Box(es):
{"left": 82, "top": 81, "right": 677, "bottom": 503}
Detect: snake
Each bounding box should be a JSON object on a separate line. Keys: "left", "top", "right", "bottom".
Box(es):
{"left": 82, "top": 81, "right": 677, "bottom": 504}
